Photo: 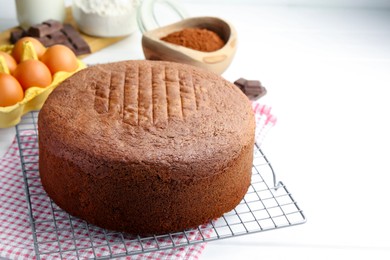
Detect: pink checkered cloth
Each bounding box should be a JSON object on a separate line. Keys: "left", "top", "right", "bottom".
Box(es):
{"left": 0, "top": 102, "right": 276, "bottom": 259}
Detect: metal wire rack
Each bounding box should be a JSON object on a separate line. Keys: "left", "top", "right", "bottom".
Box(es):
{"left": 15, "top": 111, "right": 306, "bottom": 259}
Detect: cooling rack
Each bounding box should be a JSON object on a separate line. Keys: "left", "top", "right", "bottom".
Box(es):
{"left": 15, "top": 111, "right": 306, "bottom": 259}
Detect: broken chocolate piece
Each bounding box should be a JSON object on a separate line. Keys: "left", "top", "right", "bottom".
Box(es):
{"left": 38, "top": 30, "right": 68, "bottom": 46}
{"left": 233, "top": 78, "right": 267, "bottom": 100}
{"left": 27, "top": 19, "right": 63, "bottom": 38}
{"left": 246, "top": 80, "right": 262, "bottom": 94}
{"left": 10, "top": 29, "right": 26, "bottom": 44}
{"left": 233, "top": 77, "right": 246, "bottom": 92}
{"left": 61, "top": 24, "right": 91, "bottom": 55}
{"left": 48, "top": 30, "right": 68, "bottom": 45}
{"left": 8, "top": 20, "right": 91, "bottom": 56}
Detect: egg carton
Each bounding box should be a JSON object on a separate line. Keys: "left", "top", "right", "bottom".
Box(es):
{"left": 0, "top": 43, "right": 85, "bottom": 128}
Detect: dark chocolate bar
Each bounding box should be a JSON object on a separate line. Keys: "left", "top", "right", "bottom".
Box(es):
{"left": 38, "top": 30, "right": 68, "bottom": 46}
{"left": 233, "top": 77, "right": 246, "bottom": 92}
{"left": 27, "top": 19, "right": 63, "bottom": 38}
{"left": 9, "top": 20, "right": 91, "bottom": 56}
{"left": 233, "top": 78, "right": 267, "bottom": 100}
{"left": 61, "top": 24, "right": 91, "bottom": 55}
{"left": 10, "top": 29, "right": 26, "bottom": 44}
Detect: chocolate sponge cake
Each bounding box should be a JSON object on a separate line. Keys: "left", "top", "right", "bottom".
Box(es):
{"left": 38, "top": 60, "right": 255, "bottom": 234}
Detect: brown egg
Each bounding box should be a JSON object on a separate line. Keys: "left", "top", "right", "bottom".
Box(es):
{"left": 12, "top": 37, "right": 46, "bottom": 63}
{"left": 40, "top": 44, "right": 78, "bottom": 75}
{"left": 13, "top": 59, "right": 52, "bottom": 91}
{"left": 0, "top": 73, "right": 24, "bottom": 107}
{"left": 0, "top": 51, "right": 17, "bottom": 74}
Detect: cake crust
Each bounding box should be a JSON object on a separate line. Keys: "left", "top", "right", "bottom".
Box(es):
{"left": 39, "top": 60, "right": 255, "bottom": 234}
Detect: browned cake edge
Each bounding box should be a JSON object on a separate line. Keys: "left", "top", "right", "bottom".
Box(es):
{"left": 38, "top": 136, "right": 253, "bottom": 234}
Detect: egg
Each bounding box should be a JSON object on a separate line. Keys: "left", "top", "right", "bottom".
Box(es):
{"left": 13, "top": 59, "right": 52, "bottom": 90}
{"left": 12, "top": 37, "right": 46, "bottom": 63}
{"left": 40, "top": 45, "right": 79, "bottom": 75}
{"left": 0, "top": 51, "right": 17, "bottom": 74}
{"left": 0, "top": 73, "right": 24, "bottom": 107}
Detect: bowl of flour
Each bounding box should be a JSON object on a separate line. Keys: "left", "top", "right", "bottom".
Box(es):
{"left": 72, "top": 0, "right": 139, "bottom": 37}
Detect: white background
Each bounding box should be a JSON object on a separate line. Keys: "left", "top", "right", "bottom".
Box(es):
{"left": 1, "top": 0, "right": 390, "bottom": 259}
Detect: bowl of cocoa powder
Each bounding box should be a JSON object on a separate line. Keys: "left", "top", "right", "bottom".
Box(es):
{"left": 141, "top": 16, "right": 237, "bottom": 74}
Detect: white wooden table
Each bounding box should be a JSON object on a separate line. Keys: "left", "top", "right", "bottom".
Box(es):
{"left": 1, "top": 1, "right": 390, "bottom": 259}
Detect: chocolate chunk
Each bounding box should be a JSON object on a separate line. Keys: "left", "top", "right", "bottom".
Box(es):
{"left": 245, "top": 80, "right": 262, "bottom": 94}
{"left": 61, "top": 24, "right": 91, "bottom": 55}
{"left": 27, "top": 19, "right": 63, "bottom": 38}
{"left": 27, "top": 30, "right": 68, "bottom": 48}
{"left": 233, "top": 78, "right": 267, "bottom": 100}
{"left": 9, "top": 20, "right": 92, "bottom": 56}
{"left": 51, "top": 30, "right": 68, "bottom": 44}
{"left": 233, "top": 77, "right": 246, "bottom": 92}
{"left": 10, "top": 29, "right": 26, "bottom": 44}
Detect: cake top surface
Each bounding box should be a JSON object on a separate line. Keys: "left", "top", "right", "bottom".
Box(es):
{"left": 39, "top": 60, "right": 255, "bottom": 179}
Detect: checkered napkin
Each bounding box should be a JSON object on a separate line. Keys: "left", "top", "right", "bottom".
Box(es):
{"left": 251, "top": 102, "right": 277, "bottom": 145}
{"left": 0, "top": 102, "right": 276, "bottom": 260}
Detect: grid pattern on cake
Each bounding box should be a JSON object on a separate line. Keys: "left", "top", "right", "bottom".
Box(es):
{"left": 15, "top": 111, "right": 306, "bottom": 259}
{"left": 93, "top": 65, "right": 208, "bottom": 127}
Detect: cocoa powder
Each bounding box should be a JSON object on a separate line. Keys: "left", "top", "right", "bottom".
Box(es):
{"left": 161, "top": 28, "right": 225, "bottom": 52}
